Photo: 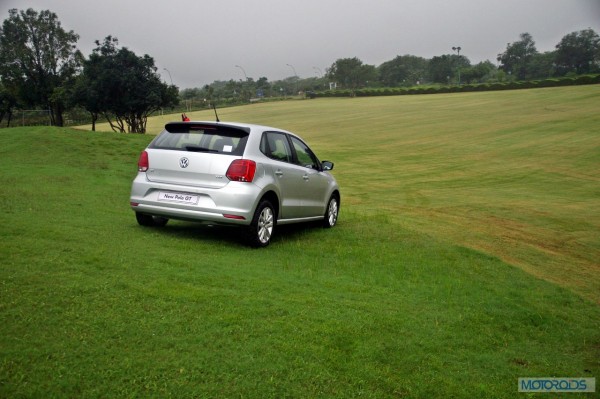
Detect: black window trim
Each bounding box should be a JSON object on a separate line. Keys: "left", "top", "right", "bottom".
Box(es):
{"left": 260, "top": 131, "right": 323, "bottom": 171}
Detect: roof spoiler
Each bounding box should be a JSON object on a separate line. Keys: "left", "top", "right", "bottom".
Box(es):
{"left": 164, "top": 122, "right": 251, "bottom": 134}
{"left": 165, "top": 122, "right": 217, "bottom": 133}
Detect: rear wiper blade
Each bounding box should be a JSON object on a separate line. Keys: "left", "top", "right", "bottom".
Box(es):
{"left": 185, "top": 145, "right": 217, "bottom": 153}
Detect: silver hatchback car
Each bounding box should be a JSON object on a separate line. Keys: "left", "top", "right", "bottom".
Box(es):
{"left": 130, "top": 121, "right": 340, "bottom": 247}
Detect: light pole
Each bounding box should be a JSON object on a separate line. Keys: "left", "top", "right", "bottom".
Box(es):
{"left": 235, "top": 65, "right": 248, "bottom": 100}
{"left": 286, "top": 63, "right": 298, "bottom": 94}
{"left": 313, "top": 67, "right": 324, "bottom": 90}
{"left": 163, "top": 68, "right": 173, "bottom": 85}
{"left": 235, "top": 65, "right": 247, "bottom": 81}
{"left": 286, "top": 63, "right": 297, "bottom": 77}
{"left": 452, "top": 46, "right": 462, "bottom": 85}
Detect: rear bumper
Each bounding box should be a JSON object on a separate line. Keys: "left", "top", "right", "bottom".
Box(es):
{"left": 130, "top": 173, "right": 261, "bottom": 225}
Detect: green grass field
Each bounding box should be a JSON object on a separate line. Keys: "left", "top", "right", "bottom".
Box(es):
{"left": 2, "top": 86, "right": 599, "bottom": 398}
{"left": 105, "top": 85, "right": 600, "bottom": 302}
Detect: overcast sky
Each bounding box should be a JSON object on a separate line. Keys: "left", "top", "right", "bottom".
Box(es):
{"left": 2, "top": 0, "right": 599, "bottom": 88}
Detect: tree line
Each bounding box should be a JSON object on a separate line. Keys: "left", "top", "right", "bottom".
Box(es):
{"left": 0, "top": 9, "right": 178, "bottom": 132}
{"left": 1, "top": 8, "right": 599, "bottom": 132}
{"left": 187, "top": 29, "right": 600, "bottom": 102}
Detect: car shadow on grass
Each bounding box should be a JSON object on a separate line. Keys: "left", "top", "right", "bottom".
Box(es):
{"left": 141, "top": 220, "right": 326, "bottom": 248}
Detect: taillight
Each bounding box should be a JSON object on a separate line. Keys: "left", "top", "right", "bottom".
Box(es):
{"left": 226, "top": 159, "right": 256, "bottom": 182}
{"left": 137, "top": 151, "right": 149, "bottom": 172}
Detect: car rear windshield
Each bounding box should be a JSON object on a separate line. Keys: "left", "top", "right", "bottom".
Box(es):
{"left": 150, "top": 123, "right": 249, "bottom": 156}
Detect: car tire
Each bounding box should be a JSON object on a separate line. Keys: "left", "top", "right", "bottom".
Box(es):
{"left": 323, "top": 194, "right": 339, "bottom": 228}
{"left": 136, "top": 212, "right": 169, "bottom": 227}
{"left": 247, "top": 200, "right": 275, "bottom": 247}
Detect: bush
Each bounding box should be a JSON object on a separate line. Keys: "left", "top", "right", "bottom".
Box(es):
{"left": 573, "top": 75, "right": 600, "bottom": 85}
{"left": 311, "top": 74, "right": 600, "bottom": 98}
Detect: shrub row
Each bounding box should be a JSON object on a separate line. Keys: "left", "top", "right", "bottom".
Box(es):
{"left": 313, "top": 74, "right": 600, "bottom": 98}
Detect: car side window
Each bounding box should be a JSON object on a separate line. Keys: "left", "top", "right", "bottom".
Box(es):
{"left": 261, "top": 132, "right": 293, "bottom": 163}
{"left": 290, "top": 136, "right": 319, "bottom": 169}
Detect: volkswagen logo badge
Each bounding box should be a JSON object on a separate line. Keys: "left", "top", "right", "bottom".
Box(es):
{"left": 179, "top": 157, "right": 189, "bottom": 168}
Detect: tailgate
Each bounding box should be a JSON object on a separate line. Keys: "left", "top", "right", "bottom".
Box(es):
{"left": 146, "top": 149, "right": 237, "bottom": 189}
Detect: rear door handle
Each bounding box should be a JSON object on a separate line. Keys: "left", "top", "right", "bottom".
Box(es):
{"left": 275, "top": 170, "right": 284, "bottom": 177}
{"left": 303, "top": 174, "right": 310, "bottom": 181}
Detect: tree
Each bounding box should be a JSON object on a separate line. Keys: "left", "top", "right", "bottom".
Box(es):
{"left": 81, "top": 36, "right": 179, "bottom": 133}
{"left": 460, "top": 61, "right": 496, "bottom": 84}
{"left": 0, "top": 8, "right": 83, "bottom": 126}
{"left": 427, "top": 54, "right": 469, "bottom": 84}
{"left": 201, "top": 84, "right": 215, "bottom": 103}
{"left": 497, "top": 33, "right": 538, "bottom": 80}
{"left": 0, "top": 81, "right": 18, "bottom": 127}
{"left": 180, "top": 88, "right": 201, "bottom": 100}
{"left": 378, "top": 55, "right": 428, "bottom": 86}
{"left": 554, "top": 28, "right": 600, "bottom": 75}
{"left": 528, "top": 52, "right": 556, "bottom": 79}
{"left": 71, "top": 71, "right": 101, "bottom": 131}
{"left": 256, "top": 76, "right": 270, "bottom": 96}
{"left": 326, "top": 57, "right": 377, "bottom": 93}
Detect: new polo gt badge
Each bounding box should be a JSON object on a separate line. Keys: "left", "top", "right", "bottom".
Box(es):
{"left": 179, "top": 157, "right": 189, "bottom": 168}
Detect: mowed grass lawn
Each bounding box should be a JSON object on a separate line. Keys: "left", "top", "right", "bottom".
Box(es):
{"left": 1, "top": 86, "right": 599, "bottom": 398}
{"left": 136, "top": 85, "right": 600, "bottom": 302}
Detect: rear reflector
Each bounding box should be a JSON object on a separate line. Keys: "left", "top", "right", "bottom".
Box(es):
{"left": 130, "top": 202, "right": 139, "bottom": 207}
{"left": 223, "top": 214, "right": 246, "bottom": 220}
{"left": 226, "top": 159, "right": 256, "bottom": 182}
{"left": 137, "top": 151, "right": 149, "bottom": 172}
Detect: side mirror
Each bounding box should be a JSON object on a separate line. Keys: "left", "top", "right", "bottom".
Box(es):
{"left": 322, "top": 161, "right": 334, "bottom": 171}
